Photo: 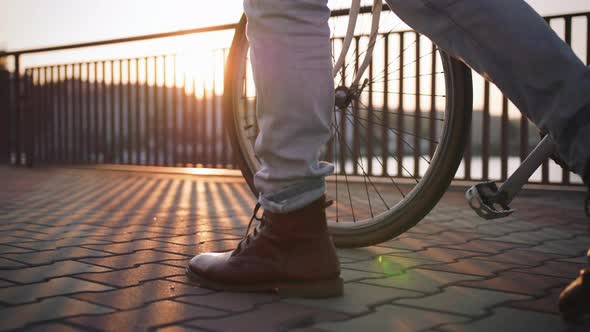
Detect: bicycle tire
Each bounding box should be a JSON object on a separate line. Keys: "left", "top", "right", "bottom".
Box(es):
{"left": 224, "top": 14, "right": 473, "bottom": 248}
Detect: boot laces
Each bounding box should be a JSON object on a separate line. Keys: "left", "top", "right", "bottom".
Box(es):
{"left": 234, "top": 203, "right": 264, "bottom": 254}
{"left": 234, "top": 198, "right": 334, "bottom": 254}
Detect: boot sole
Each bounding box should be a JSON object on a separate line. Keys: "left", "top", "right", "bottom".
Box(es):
{"left": 185, "top": 267, "right": 343, "bottom": 298}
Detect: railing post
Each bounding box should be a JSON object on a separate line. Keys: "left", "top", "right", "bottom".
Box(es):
{"left": 0, "top": 53, "right": 9, "bottom": 164}
{"left": 13, "top": 54, "right": 22, "bottom": 166}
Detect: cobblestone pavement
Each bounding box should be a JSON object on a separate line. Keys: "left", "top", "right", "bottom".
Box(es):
{"left": 1, "top": 166, "right": 589, "bottom": 332}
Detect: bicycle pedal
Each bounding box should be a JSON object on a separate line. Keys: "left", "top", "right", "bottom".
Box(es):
{"left": 466, "top": 182, "right": 516, "bottom": 220}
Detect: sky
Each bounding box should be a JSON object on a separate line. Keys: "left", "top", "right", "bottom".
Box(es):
{"left": 0, "top": 0, "right": 589, "bottom": 103}
{"left": 1, "top": 0, "right": 589, "bottom": 51}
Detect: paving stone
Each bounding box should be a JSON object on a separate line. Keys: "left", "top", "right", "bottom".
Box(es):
{"left": 82, "top": 239, "right": 186, "bottom": 254}
{"left": 288, "top": 328, "right": 327, "bottom": 332}
{"left": 513, "top": 261, "right": 583, "bottom": 279}
{"left": 87, "top": 231, "right": 175, "bottom": 243}
{"left": 340, "top": 268, "right": 384, "bottom": 282}
{"left": 128, "top": 225, "right": 194, "bottom": 234}
{"left": 0, "top": 280, "right": 14, "bottom": 287}
{"left": 360, "top": 268, "right": 483, "bottom": 293}
{"left": 74, "top": 263, "right": 185, "bottom": 287}
{"left": 12, "top": 237, "right": 112, "bottom": 251}
{"left": 37, "top": 228, "right": 116, "bottom": 239}
{"left": 342, "top": 256, "right": 442, "bottom": 276}
{"left": 194, "top": 225, "right": 247, "bottom": 237}
{"left": 158, "top": 259, "right": 190, "bottom": 269}
{"left": 0, "top": 244, "right": 35, "bottom": 254}
{"left": 0, "top": 236, "right": 30, "bottom": 244}
{"left": 481, "top": 220, "right": 540, "bottom": 232}
{"left": 336, "top": 246, "right": 411, "bottom": 260}
{"left": 0, "top": 277, "right": 114, "bottom": 305}
{"left": 0, "top": 257, "right": 28, "bottom": 269}
{"left": 387, "top": 247, "right": 484, "bottom": 264}
{"left": 415, "top": 231, "right": 488, "bottom": 244}
{"left": 378, "top": 236, "right": 460, "bottom": 251}
{"left": 429, "top": 218, "right": 489, "bottom": 231}
{"left": 18, "top": 322, "right": 84, "bottom": 332}
{"left": 0, "top": 296, "right": 114, "bottom": 330}
{"left": 406, "top": 223, "right": 450, "bottom": 235}
{"left": 439, "top": 307, "right": 568, "bottom": 332}
{"left": 151, "top": 232, "right": 241, "bottom": 246}
{"left": 0, "top": 223, "right": 27, "bottom": 232}
{"left": 78, "top": 250, "right": 188, "bottom": 269}
{"left": 457, "top": 271, "right": 569, "bottom": 298}
{"left": 527, "top": 237, "right": 590, "bottom": 257}
{"left": 0, "top": 229, "right": 52, "bottom": 241}
{"left": 165, "top": 275, "right": 198, "bottom": 286}
{"left": 415, "top": 257, "right": 521, "bottom": 277}
{"left": 3, "top": 247, "right": 112, "bottom": 266}
{"left": 187, "top": 302, "right": 347, "bottom": 332}
{"left": 285, "top": 282, "right": 422, "bottom": 315}
{"left": 555, "top": 255, "right": 588, "bottom": 264}
{"left": 2, "top": 166, "right": 588, "bottom": 331}
{"left": 482, "top": 228, "right": 573, "bottom": 245}
{"left": 472, "top": 248, "right": 566, "bottom": 267}
{"left": 66, "top": 300, "right": 225, "bottom": 331}
{"left": 175, "top": 291, "right": 279, "bottom": 312}
{"left": 72, "top": 279, "right": 211, "bottom": 310}
{"left": 314, "top": 304, "right": 469, "bottom": 332}
{"left": 155, "top": 326, "right": 206, "bottom": 332}
{"left": 509, "top": 286, "right": 564, "bottom": 315}
{"left": 438, "top": 239, "right": 528, "bottom": 254}
{"left": 395, "top": 286, "right": 531, "bottom": 317}
{"left": 0, "top": 261, "right": 111, "bottom": 283}
{"left": 150, "top": 240, "right": 239, "bottom": 258}
{"left": 33, "top": 223, "right": 114, "bottom": 234}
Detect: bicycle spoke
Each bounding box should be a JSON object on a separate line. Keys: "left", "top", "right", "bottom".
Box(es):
{"left": 346, "top": 107, "right": 439, "bottom": 146}
{"left": 343, "top": 106, "right": 421, "bottom": 178}
{"left": 371, "top": 50, "right": 436, "bottom": 87}
{"left": 341, "top": 14, "right": 407, "bottom": 83}
{"left": 353, "top": 106, "right": 444, "bottom": 121}
{"left": 341, "top": 110, "right": 408, "bottom": 197}
{"left": 355, "top": 99, "right": 434, "bottom": 165}
{"left": 331, "top": 120, "right": 390, "bottom": 210}
{"left": 332, "top": 107, "right": 357, "bottom": 222}
{"left": 361, "top": 90, "right": 446, "bottom": 98}
{"left": 370, "top": 71, "right": 445, "bottom": 84}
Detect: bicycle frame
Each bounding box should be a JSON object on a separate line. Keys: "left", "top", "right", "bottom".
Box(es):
{"left": 332, "top": 0, "right": 382, "bottom": 87}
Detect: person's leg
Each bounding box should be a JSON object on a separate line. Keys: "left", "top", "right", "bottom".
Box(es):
{"left": 187, "top": 0, "right": 342, "bottom": 298}
{"left": 385, "top": 0, "right": 590, "bottom": 178}
{"left": 247, "top": 0, "right": 335, "bottom": 214}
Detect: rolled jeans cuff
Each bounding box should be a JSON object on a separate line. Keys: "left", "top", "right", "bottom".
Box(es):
{"left": 258, "top": 179, "right": 326, "bottom": 214}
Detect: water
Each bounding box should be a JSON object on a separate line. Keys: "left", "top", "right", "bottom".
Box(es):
{"left": 333, "top": 156, "right": 583, "bottom": 184}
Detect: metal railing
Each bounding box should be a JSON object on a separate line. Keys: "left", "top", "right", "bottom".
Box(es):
{"left": 19, "top": 53, "right": 232, "bottom": 167}
{"left": 1, "top": 23, "right": 236, "bottom": 168}
{"left": 1, "top": 11, "right": 588, "bottom": 186}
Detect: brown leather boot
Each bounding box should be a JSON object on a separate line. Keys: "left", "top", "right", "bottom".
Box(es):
{"left": 186, "top": 196, "right": 343, "bottom": 298}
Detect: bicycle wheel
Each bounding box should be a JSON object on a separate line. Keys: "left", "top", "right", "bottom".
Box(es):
{"left": 224, "top": 2, "right": 473, "bottom": 248}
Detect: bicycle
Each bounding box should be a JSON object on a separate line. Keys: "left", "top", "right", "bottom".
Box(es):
{"left": 223, "top": 0, "right": 558, "bottom": 248}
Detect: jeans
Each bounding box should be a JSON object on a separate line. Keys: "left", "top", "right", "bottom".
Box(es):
{"left": 244, "top": 0, "right": 590, "bottom": 213}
